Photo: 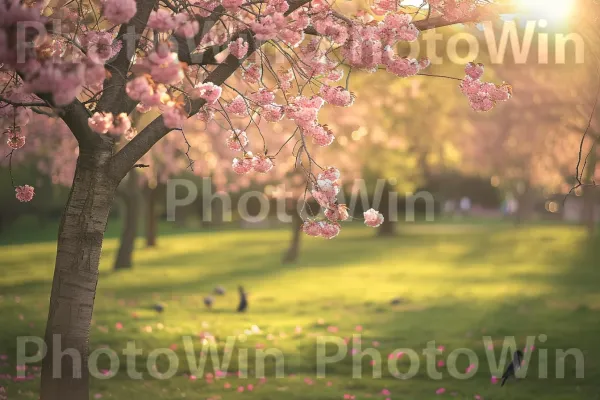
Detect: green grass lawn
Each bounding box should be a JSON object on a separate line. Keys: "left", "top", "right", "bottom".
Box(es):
{"left": 1, "top": 223, "right": 599, "bottom": 399}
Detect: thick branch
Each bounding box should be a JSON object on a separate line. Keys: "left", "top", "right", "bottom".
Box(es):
{"left": 95, "top": 0, "right": 158, "bottom": 115}
{"left": 36, "top": 94, "right": 106, "bottom": 149}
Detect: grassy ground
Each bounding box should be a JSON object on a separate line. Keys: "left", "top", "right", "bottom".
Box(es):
{"left": 1, "top": 222, "right": 599, "bottom": 399}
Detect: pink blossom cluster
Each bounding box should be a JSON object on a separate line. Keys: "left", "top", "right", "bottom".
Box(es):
{"left": 228, "top": 38, "right": 249, "bottom": 59}
{"left": 302, "top": 168, "right": 384, "bottom": 237}
{"left": 364, "top": 208, "right": 384, "bottom": 227}
{"left": 313, "top": 14, "right": 349, "bottom": 45}
{"left": 126, "top": 76, "right": 170, "bottom": 109}
{"left": 302, "top": 219, "right": 341, "bottom": 239}
{"left": 253, "top": 6, "right": 309, "bottom": 47}
{"left": 132, "top": 42, "right": 184, "bottom": 86}
{"left": 285, "top": 95, "right": 324, "bottom": 128}
{"left": 173, "top": 13, "right": 201, "bottom": 38}
{"left": 311, "top": 167, "right": 341, "bottom": 211}
{"left": 277, "top": 69, "right": 294, "bottom": 91}
{"left": 190, "top": 82, "right": 223, "bottom": 104}
{"left": 162, "top": 103, "right": 188, "bottom": 129}
{"left": 248, "top": 89, "right": 275, "bottom": 106}
{"left": 319, "top": 85, "right": 355, "bottom": 107}
{"left": 306, "top": 124, "right": 335, "bottom": 147}
{"left": 7, "top": 128, "right": 26, "bottom": 150}
{"left": 242, "top": 63, "right": 262, "bottom": 84}
{"left": 225, "top": 96, "right": 249, "bottom": 116}
{"left": 370, "top": 0, "right": 398, "bottom": 15}
{"left": 196, "top": 106, "right": 216, "bottom": 122}
{"left": 101, "top": 0, "right": 137, "bottom": 25}
{"left": 80, "top": 31, "right": 122, "bottom": 64}
{"left": 460, "top": 62, "right": 512, "bottom": 112}
{"left": 22, "top": 62, "right": 87, "bottom": 106}
{"left": 428, "top": 0, "right": 477, "bottom": 22}
{"left": 0, "top": 1, "right": 127, "bottom": 108}
{"left": 15, "top": 185, "right": 34, "bottom": 202}
{"left": 261, "top": 104, "right": 284, "bottom": 123}
{"left": 148, "top": 9, "right": 177, "bottom": 31}
{"left": 282, "top": 95, "right": 338, "bottom": 147}
{"left": 189, "top": 0, "right": 221, "bottom": 18}
{"left": 334, "top": 12, "right": 425, "bottom": 75}
{"left": 295, "top": 39, "right": 339, "bottom": 78}
{"left": 226, "top": 129, "right": 248, "bottom": 151}
{"left": 302, "top": 168, "right": 345, "bottom": 239}
{"left": 0, "top": 0, "right": 47, "bottom": 68}
{"left": 87, "top": 112, "right": 134, "bottom": 137}
{"left": 232, "top": 152, "right": 274, "bottom": 175}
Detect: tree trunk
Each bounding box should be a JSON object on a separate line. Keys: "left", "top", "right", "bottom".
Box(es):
{"left": 41, "top": 146, "right": 117, "bottom": 400}
{"left": 378, "top": 180, "right": 396, "bottom": 237}
{"left": 581, "top": 144, "right": 597, "bottom": 237}
{"left": 582, "top": 185, "right": 597, "bottom": 236}
{"left": 113, "top": 170, "right": 139, "bottom": 270}
{"left": 145, "top": 185, "right": 158, "bottom": 247}
{"left": 514, "top": 183, "right": 533, "bottom": 226}
{"left": 282, "top": 208, "right": 303, "bottom": 264}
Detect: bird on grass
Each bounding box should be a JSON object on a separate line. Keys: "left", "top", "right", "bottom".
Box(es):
{"left": 501, "top": 350, "right": 524, "bottom": 386}
{"left": 390, "top": 297, "right": 406, "bottom": 305}
{"left": 151, "top": 304, "right": 164, "bottom": 313}
{"left": 214, "top": 286, "right": 226, "bottom": 295}
{"left": 204, "top": 296, "right": 214, "bottom": 309}
{"left": 237, "top": 286, "right": 248, "bottom": 312}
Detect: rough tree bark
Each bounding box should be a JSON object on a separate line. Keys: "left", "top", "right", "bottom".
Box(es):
{"left": 145, "top": 184, "right": 158, "bottom": 247}
{"left": 40, "top": 140, "right": 118, "bottom": 400}
{"left": 113, "top": 170, "right": 140, "bottom": 270}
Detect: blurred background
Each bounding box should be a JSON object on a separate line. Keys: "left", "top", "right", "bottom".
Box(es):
{"left": 1, "top": 0, "right": 600, "bottom": 399}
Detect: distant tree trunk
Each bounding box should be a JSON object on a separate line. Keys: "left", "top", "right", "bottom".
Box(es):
{"left": 515, "top": 182, "right": 533, "bottom": 225}
{"left": 378, "top": 180, "right": 396, "bottom": 237}
{"left": 145, "top": 185, "right": 158, "bottom": 247}
{"left": 41, "top": 144, "right": 118, "bottom": 400}
{"left": 582, "top": 144, "right": 598, "bottom": 237}
{"left": 282, "top": 207, "right": 303, "bottom": 264}
{"left": 581, "top": 185, "right": 597, "bottom": 236}
{"left": 113, "top": 170, "right": 139, "bottom": 270}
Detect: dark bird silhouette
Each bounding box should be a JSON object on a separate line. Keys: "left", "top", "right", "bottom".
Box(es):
{"left": 204, "top": 296, "right": 214, "bottom": 309}
{"left": 390, "top": 297, "right": 406, "bottom": 305}
{"left": 501, "top": 350, "right": 524, "bottom": 386}
{"left": 237, "top": 286, "right": 248, "bottom": 312}
{"left": 214, "top": 286, "right": 226, "bottom": 295}
{"left": 152, "top": 304, "right": 164, "bottom": 313}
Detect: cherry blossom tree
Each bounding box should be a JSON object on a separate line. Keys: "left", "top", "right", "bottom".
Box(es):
{"left": 1, "top": 0, "right": 513, "bottom": 398}
{"left": 462, "top": 62, "right": 593, "bottom": 225}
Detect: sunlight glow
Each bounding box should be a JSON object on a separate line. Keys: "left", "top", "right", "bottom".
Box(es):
{"left": 515, "top": 0, "right": 575, "bottom": 22}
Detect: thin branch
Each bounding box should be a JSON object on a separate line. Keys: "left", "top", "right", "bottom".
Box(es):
{"left": 0, "top": 96, "right": 48, "bottom": 108}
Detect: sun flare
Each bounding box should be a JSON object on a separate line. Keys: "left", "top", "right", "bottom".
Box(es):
{"left": 515, "top": 0, "right": 576, "bottom": 21}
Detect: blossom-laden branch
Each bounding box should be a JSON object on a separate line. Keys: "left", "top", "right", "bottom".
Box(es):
{"left": 1, "top": 0, "right": 513, "bottom": 238}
